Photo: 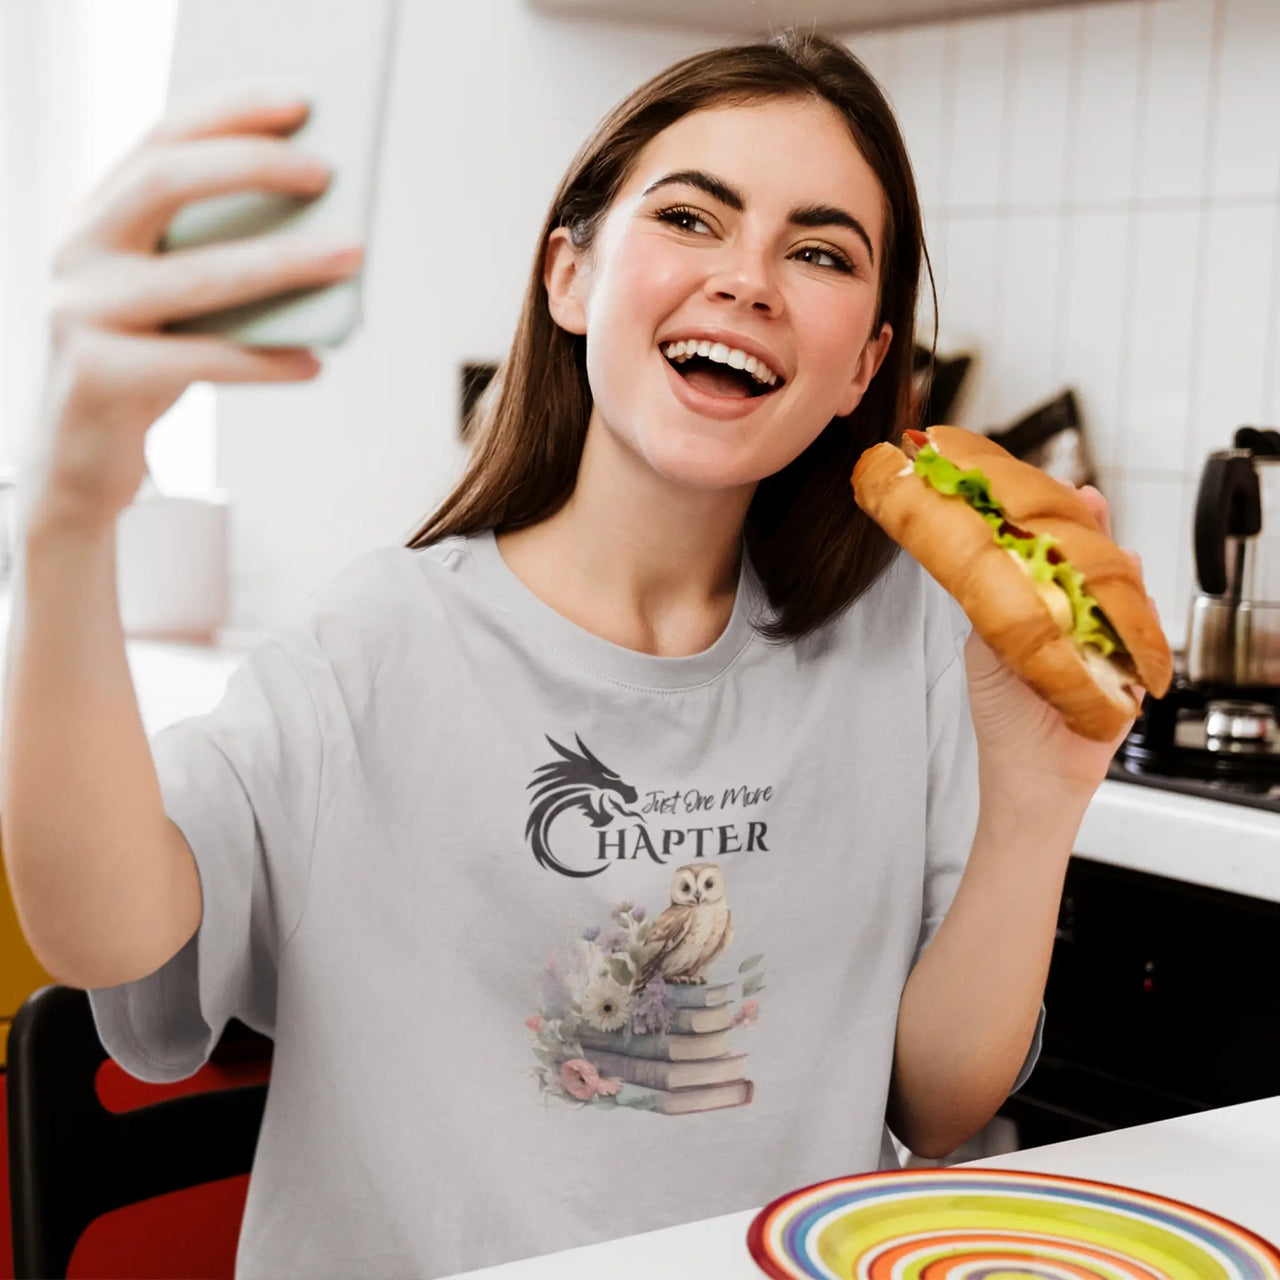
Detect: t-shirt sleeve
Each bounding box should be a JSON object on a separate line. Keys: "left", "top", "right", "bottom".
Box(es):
{"left": 86, "top": 626, "right": 328, "bottom": 1083}
{"left": 913, "top": 582, "right": 1044, "bottom": 1098}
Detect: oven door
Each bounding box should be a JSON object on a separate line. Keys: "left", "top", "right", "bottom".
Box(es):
{"left": 999, "top": 856, "right": 1280, "bottom": 1147}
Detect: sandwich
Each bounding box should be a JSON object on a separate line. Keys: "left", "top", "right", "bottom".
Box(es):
{"left": 851, "top": 424, "right": 1173, "bottom": 742}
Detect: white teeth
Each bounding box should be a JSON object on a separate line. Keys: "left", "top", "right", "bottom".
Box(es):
{"left": 659, "top": 339, "right": 780, "bottom": 386}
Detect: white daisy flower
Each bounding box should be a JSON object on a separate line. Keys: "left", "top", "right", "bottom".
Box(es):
{"left": 580, "top": 976, "right": 632, "bottom": 1032}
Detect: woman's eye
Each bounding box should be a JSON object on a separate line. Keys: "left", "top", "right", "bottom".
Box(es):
{"left": 657, "top": 206, "right": 712, "bottom": 235}
{"left": 793, "top": 244, "right": 855, "bottom": 274}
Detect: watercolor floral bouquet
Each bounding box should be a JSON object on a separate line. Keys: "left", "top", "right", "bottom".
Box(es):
{"left": 526, "top": 899, "right": 763, "bottom": 1115}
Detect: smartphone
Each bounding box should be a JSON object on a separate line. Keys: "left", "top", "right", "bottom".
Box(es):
{"left": 159, "top": 0, "right": 397, "bottom": 348}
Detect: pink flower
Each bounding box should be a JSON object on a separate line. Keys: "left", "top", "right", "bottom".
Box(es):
{"left": 559, "top": 1058, "right": 622, "bottom": 1100}
{"left": 732, "top": 999, "right": 759, "bottom": 1027}
{"left": 525, "top": 1015, "right": 543, "bottom": 1033}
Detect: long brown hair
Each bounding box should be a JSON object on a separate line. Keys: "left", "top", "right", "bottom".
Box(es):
{"left": 406, "top": 30, "right": 935, "bottom": 643}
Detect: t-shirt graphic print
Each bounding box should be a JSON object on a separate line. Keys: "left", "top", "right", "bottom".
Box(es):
{"left": 525, "top": 732, "right": 763, "bottom": 1116}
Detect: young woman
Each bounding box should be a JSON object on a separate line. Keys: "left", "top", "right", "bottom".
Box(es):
{"left": 3, "top": 30, "right": 1135, "bottom": 1280}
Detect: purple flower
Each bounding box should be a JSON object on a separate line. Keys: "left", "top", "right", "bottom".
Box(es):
{"left": 581, "top": 925, "right": 601, "bottom": 942}
{"left": 630, "top": 979, "right": 672, "bottom": 1035}
{"left": 632, "top": 905, "right": 647, "bottom": 923}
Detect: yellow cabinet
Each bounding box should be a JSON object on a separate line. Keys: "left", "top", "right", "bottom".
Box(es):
{"left": 0, "top": 836, "right": 53, "bottom": 1068}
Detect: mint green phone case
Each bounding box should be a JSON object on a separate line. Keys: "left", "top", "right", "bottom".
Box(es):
{"left": 160, "top": 0, "right": 397, "bottom": 348}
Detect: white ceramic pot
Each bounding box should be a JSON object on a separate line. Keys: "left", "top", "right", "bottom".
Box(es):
{"left": 116, "top": 488, "right": 230, "bottom": 642}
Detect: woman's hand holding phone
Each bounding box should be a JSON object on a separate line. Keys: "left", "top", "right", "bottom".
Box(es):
{"left": 3, "top": 86, "right": 369, "bottom": 991}
{"left": 29, "top": 85, "right": 364, "bottom": 534}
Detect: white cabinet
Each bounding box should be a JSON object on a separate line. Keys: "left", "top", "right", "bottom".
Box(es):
{"left": 527, "top": 0, "right": 1116, "bottom": 35}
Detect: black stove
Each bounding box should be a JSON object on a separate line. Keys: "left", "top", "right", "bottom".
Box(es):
{"left": 1106, "top": 654, "right": 1280, "bottom": 813}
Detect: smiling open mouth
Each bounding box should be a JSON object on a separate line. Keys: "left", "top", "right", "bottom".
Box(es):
{"left": 661, "top": 339, "right": 783, "bottom": 400}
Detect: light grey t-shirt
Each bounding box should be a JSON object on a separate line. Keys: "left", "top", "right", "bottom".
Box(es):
{"left": 89, "top": 529, "right": 1042, "bottom": 1279}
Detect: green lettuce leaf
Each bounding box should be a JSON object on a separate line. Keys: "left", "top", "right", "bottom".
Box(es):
{"left": 911, "top": 445, "right": 1124, "bottom": 657}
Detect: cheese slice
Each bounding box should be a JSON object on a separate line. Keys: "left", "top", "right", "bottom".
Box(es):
{"left": 1006, "top": 548, "right": 1073, "bottom": 633}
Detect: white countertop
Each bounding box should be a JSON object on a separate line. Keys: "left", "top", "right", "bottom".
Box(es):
{"left": 118, "top": 634, "right": 251, "bottom": 738}
{"left": 0, "top": 591, "right": 251, "bottom": 742}
{"left": 442, "top": 1095, "right": 1280, "bottom": 1278}
{"left": 1078, "top": 776, "right": 1280, "bottom": 903}
{"left": 1, "top": 591, "right": 1276, "bottom": 899}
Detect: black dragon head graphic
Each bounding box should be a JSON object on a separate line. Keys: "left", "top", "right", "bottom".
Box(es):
{"left": 525, "top": 735, "right": 641, "bottom": 877}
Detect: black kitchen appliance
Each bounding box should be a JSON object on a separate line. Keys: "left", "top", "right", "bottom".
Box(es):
{"left": 1105, "top": 660, "right": 1280, "bottom": 813}
{"left": 1104, "top": 427, "right": 1280, "bottom": 813}
{"left": 985, "top": 388, "right": 1098, "bottom": 490}
{"left": 1000, "top": 856, "right": 1280, "bottom": 1149}
{"left": 1186, "top": 426, "right": 1280, "bottom": 687}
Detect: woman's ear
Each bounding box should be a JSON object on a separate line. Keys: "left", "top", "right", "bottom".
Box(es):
{"left": 544, "top": 226, "right": 589, "bottom": 336}
{"left": 836, "top": 321, "right": 894, "bottom": 418}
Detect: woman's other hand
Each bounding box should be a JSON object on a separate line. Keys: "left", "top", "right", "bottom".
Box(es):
{"left": 960, "top": 483, "right": 1144, "bottom": 800}
{"left": 28, "top": 85, "right": 365, "bottom": 533}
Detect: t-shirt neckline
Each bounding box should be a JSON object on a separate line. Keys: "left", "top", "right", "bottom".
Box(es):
{"left": 466, "top": 527, "right": 763, "bottom": 691}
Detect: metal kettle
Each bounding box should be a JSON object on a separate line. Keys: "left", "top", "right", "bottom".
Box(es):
{"left": 1186, "top": 427, "right": 1280, "bottom": 686}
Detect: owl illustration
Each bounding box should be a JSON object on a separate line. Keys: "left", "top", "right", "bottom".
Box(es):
{"left": 634, "top": 863, "right": 733, "bottom": 987}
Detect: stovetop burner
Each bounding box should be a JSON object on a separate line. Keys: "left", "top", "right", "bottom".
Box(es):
{"left": 1107, "top": 661, "right": 1280, "bottom": 814}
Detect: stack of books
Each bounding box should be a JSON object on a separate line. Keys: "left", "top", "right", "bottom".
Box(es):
{"left": 577, "top": 982, "right": 754, "bottom": 1115}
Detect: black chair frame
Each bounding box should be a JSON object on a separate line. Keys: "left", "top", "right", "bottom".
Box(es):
{"left": 7, "top": 984, "right": 269, "bottom": 1279}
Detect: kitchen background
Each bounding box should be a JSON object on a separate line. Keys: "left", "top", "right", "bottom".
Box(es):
{"left": 2, "top": 0, "right": 1278, "bottom": 644}
{"left": 1, "top": 8, "right": 1279, "bottom": 1265}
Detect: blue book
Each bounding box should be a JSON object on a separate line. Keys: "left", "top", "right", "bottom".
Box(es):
{"left": 662, "top": 982, "right": 731, "bottom": 1010}
{"left": 576, "top": 1025, "right": 732, "bottom": 1062}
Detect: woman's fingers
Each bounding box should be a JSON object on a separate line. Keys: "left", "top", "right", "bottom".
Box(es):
{"left": 31, "top": 85, "right": 344, "bottom": 529}
{"left": 142, "top": 85, "right": 312, "bottom": 146}
{"left": 1076, "top": 483, "right": 1111, "bottom": 538}
{"left": 54, "top": 85, "right": 322, "bottom": 265}
{"left": 50, "top": 231, "right": 364, "bottom": 333}
{"left": 57, "top": 134, "right": 333, "bottom": 264}
{"left": 36, "top": 327, "right": 320, "bottom": 521}
{"left": 60, "top": 326, "right": 322, "bottom": 403}
{"left": 126, "top": 329, "right": 323, "bottom": 386}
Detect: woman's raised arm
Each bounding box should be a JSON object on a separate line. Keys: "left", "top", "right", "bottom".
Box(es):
{"left": 1, "top": 85, "right": 363, "bottom": 989}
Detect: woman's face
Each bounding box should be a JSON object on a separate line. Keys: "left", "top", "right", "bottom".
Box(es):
{"left": 546, "top": 95, "right": 894, "bottom": 492}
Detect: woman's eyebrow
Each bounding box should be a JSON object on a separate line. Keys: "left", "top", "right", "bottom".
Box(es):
{"left": 790, "top": 204, "right": 875, "bottom": 267}
{"left": 643, "top": 169, "right": 744, "bottom": 210}
{"left": 641, "top": 169, "right": 876, "bottom": 266}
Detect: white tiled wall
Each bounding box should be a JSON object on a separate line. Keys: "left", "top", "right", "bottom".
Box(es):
{"left": 849, "top": 0, "right": 1280, "bottom": 646}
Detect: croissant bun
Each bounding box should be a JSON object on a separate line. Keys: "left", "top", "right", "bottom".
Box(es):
{"left": 851, "top": 424, "right": 1173, "bottom": 742}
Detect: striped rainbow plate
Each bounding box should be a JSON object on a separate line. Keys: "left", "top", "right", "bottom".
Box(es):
{"left": 746, "top": 1167, "right": 1280, "bottom": 1279}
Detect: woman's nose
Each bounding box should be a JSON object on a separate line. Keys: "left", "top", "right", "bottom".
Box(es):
{"left": 703, "top": 246, "right": 783, "bottom": 315}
